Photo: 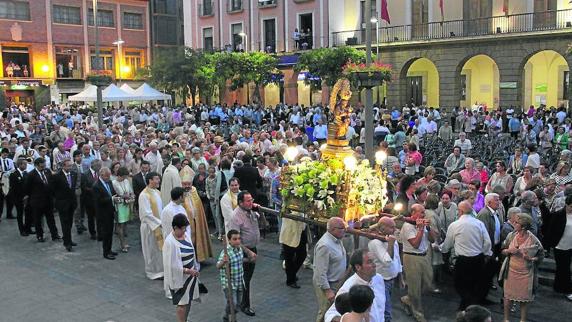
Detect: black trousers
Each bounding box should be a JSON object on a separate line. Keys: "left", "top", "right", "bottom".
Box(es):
{"left": 554, "top": 248, "right": 572, "bottom": 294}
{"left": 100, "top": 214, "right": 114, "bottom": 256}
{"left": 481, "top": 245, "right": 501, "bottom": 300}
{"left": 13, "top": 196, "right": 30, "bottom": 234}
{"left": 33, "top": 202, "right": 58, "bottom": 239}
{"left": 241, "top": 247, "right": 257, "bottom": 309}
{"left": 84, "top": 201, "right": 97, "bottom": 237}
{"left": 454, "top": 254, "right": 485, "bottom": 310}
{"left": 283, "top": 229, "right": 307, "bottom": 285}
{"left": 56, "top": 201, "right": 76, "bottom": 246}
{"left": 0, "top": 190, "right": 14, "bottom": 218}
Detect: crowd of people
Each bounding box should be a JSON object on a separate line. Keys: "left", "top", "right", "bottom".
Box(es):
{"left": 0, "top": 100, "right": 571, "bottom": 322}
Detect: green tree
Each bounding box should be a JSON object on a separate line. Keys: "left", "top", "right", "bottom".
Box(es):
{"left": 295, "top": 47, "right": 366, "bottom": 89}
{"left": 146, "top": 47, "right": 203, "bottom": 105}
{"left": 230, "top": 52, "right": 280, "bottom": 104}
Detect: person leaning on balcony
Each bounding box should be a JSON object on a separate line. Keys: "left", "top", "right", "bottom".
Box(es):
{"left": 313, "top": 217, "right": 348, "bottom": 322}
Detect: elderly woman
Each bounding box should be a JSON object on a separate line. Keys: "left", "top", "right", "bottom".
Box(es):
{"left": 417, "top": 166, "right": 438, "bottom": 187}
{"left": 460, "top": 158, "right": 480, "bottom": 185}
{"left": 500, "top": 213, "right": 544, "bottom": 322}
{"left": 424, "top": 194, "right": 444, "bottom": 293}
{"left": 513, "top": 166, "right": 534, "bottom": 205}
{"left": 486, "top": 161, "right": 514, "bottom": 194}
{"left": 163, "top": 214, "right": 200, "bottom": 322}
{"left": 550, "top": 161, "right": 572, "bottom": 193}
{"left": 554, "top": 126, "right": 569, "bottom": 150}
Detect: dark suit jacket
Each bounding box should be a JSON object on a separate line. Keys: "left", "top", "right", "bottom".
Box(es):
{"left": 24, "top": 168, "right": 53, "bottom": 206}
{"left": 81, "top": 170, "right": 98, "bottom": 206}
{"left": 234, "top": 164, "right": 262, "bottom": 196}
{"left": 477, "top": 206, "right": 498, "bottom": 246}
{"left": 92, "top": 179, "right": 116, "bottom": 223}
{"left": 9, "top": 169, "right": 26, "bottom": 199}
{"left": 132, "top": 171, "right": 146, "bottom": 200}
{"left": 546, "top": 208, "right": 567, "bottom": 248}
{"left": 50, "top": 171, "right": 78, "bottom": 208}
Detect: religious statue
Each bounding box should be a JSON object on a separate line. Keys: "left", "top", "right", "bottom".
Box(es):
{"left": 329, "top": 78, "right": 353, "bottom": 141}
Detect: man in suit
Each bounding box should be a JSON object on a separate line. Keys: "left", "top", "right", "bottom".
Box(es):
{"left": 50, "top": 159, "right": 78, "bottom": 251}
{"left": 93, "top": 167, "right": 118, "bottom": 260}
{"left": 233, "top": 154, "right": 262, "bottom": 199}
{"left": 476, "top": 192, "right": 502, "bottom": 303}
{"left": 10, "top": 157, "right": 30, "bottom": 236}
{"left": 25, "top": 157, "right": 60, "bottom": 242}
{"left": 81, "top": 159, "right": 102, "bottom": 240}
{"left": 132, "top": 160, "right": 150, "bottom": 206}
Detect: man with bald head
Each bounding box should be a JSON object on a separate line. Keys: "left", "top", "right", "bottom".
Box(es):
{"left": 313, "top": 217, "right": 347, "bottom": 322}
{"left": 400, "top": 203, "right": 438, "bottom": 322}
{"left": 368, "top": 217, "right": 402, "bottom": 321}
{"left": 440, "top": 200, "right": 492, "bottom": 310}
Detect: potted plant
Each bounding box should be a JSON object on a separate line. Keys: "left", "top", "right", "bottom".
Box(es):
{"left": 342, "top": 61, "right": 392, "bottom": 88}
{"left": 86, "top": 73, "right": 112, "bottom": 87}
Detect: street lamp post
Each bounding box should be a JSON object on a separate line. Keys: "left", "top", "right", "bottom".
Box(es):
{"left": 113, "top": 39, "right": 125, "bottom": 83}
{"left": 370, "top": 16, "right": 381, "bottom": 106}
{"left": 93, "top": 0, "right": 103, "bottom": 128}
{"left": 364, "top": 0, "right": 374, "bottom": 163}
{"left": 370, "top": 16, "right": 380, "bottom": 61}
{"left": 238, "top": 32, "right": 248, "bottom": 53}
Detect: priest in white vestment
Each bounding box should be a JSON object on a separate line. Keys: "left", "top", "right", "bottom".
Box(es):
{"left": 220, "top": 177, "right": 240, "bottom": 233}
{"left": 160, "top": 157, "right": 182, "bottom": 206}
{"left": 138, "top": 172, "right": 164, "bottom": 280}
{"left": 161, "top": 186, "right": 190, "bottom": 242}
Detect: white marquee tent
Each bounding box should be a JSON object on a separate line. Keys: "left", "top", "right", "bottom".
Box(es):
{"left": 133, "top": 83, "right": 171, "bottom": 101}
{"left": 68, "top": 84, "right": 137, "bottom": 102}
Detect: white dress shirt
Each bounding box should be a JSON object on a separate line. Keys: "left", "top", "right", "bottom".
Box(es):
{"left": 440, "top": 215, "right": 492, "bottom": 257}
{"left": 325, "top": 273, "right": 386, "bottom": 322}
{"left": 368, "top": 239, "right": 402, "bottom": 280}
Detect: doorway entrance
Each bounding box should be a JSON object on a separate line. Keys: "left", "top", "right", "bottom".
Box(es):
{"left": 406, "top": 76, "right": 423, "bottom": 106}
{"left": 299, "top": 13, "right": 313, "bottom": 49}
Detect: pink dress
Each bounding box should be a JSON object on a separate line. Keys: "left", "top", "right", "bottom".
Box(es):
{"left": 504, "top": 232, "right": 538, "bottom": 302}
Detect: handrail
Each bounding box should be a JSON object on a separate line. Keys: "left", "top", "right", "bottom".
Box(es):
{"left": 332, "top": 9, "right": 572, "bottom": 47}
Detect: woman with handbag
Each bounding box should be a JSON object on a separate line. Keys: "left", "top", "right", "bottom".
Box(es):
{"left": 499, "top": 213, "right": 544, "bottom": 322}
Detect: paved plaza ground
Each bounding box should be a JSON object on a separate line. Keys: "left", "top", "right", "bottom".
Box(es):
{"left": 0, "top": 216, "right": 570, "bottom": 322}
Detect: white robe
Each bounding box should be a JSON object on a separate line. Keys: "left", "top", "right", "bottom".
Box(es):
{"left": 143, "top": 150, "right": 164, "bottom": 173}
{"left": 160, "top": 201, "right": 190, "bottom": 240}
{"left": 160, "top": 165, "right": 182, "bottom": 206}
{"left": 220, "top": 192, "right": 237, "bottom": 233}
{"left": 138, "top": 188, "right": 164, "bottom": 280}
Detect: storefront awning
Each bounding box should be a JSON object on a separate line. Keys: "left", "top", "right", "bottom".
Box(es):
{"left": 277, "top": 54, "right": 299, "bottom": 67}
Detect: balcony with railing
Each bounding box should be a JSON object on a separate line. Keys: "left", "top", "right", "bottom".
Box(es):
{"left": 227, "top": 0, "right": 243, "bottom": 13}
{"left": 198, "top": 1, "right": 214, "bottom": 17}
{"left": 258, "top": 0, "right": 277, "bottom": 8}
{"left": 332, "top": 9, "right": 572, "bottom": 47}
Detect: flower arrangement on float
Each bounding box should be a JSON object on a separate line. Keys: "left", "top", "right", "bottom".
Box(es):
{"left": 280, "top": 154, "right": 387, "bottom": 222}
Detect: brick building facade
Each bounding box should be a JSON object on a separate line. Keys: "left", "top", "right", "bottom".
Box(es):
{"left": 0, "top": 0, "right": 150, "bottom": 108}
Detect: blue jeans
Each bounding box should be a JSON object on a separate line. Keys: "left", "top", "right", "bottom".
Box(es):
{"left": 384, "top": 278, "right": 394, "bottom": 322}
{"left": 223, "top": 288, "right": 243, "bottom": 318}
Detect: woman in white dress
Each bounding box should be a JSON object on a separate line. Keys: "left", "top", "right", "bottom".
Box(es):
{"left": 163, "top": 214, "right": 200, "bottom": 322}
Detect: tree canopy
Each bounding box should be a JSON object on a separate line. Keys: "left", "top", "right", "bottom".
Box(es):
{"left": 295, "top": 47, "right": 366, "bottom": 89}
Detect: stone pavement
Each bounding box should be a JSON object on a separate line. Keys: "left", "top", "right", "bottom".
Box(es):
{"left": 0, "top": 216, "right": 570, "bottom": 322}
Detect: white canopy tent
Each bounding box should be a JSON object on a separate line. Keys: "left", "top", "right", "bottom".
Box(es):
{"left": 119, "top": 83, "right": 137, "bottom": 95}
{"left": 68, "top": 84, "right": 137, "bottom": 102}
{"left": 67, "top": 85, "right": 98, "bottom": 101}
{"left": 133, "top": 83, "right": 171, "bottom": 101}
